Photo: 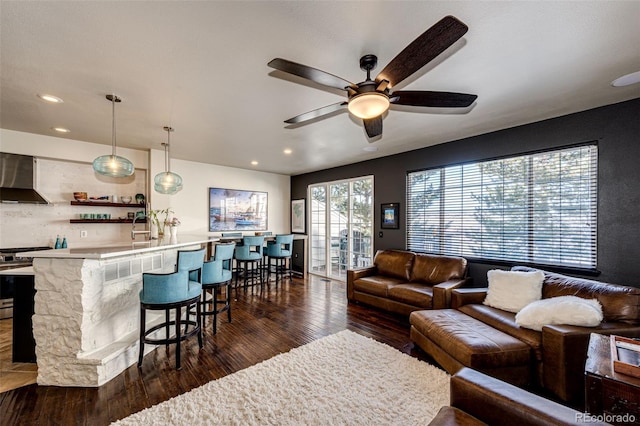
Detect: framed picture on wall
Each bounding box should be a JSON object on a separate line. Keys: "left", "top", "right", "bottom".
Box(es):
{"left": 208, "top": 187, "right": 267, "bottom": 232}
{"left": 291, "top": 199, "right": 305, "bottom": 233}
{"left": 380, "top": 203, "right": 399, "bottom": 229}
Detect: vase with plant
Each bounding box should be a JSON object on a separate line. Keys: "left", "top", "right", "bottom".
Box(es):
{"left": 148, "top": 208, "right": 173, "bottom": 239}
{"left": 167, "top": 217, "right": 180, "bottom": 238}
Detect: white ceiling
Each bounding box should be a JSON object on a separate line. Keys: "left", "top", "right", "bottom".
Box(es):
{"left": 1, "top": 1, "right": 639, "bottom": 176}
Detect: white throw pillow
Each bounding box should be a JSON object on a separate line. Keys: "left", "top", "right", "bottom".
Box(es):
{"left": 483, "top": 269, "right": 545, "bottom": 313}
{"left": 515, "top": 296, "right": 603, "bottom": 331}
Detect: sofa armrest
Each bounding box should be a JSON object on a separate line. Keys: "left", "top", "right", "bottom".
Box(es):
{"left": 451, "top": 288, "right": 487, "bottom": 309}
{"left": 433, "top": 367, "right": 607, "bottom": 426}
{"left": 541, "top": 323, "right": 640, "bottom": 403}
{"left": 432, "top": 278, "right": 472, "bottom": 309}
{"left": 346, "top": 266, "right": 377, "bottom": 301}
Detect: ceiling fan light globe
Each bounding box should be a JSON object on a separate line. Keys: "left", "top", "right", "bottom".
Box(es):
{"left": 348, "top": 92, "right": 390, "bottom": 119}
{"left": 92, "top": 154, "right": 135, "bottom": 177}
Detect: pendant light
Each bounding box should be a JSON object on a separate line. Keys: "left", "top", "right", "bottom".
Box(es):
{"left": 92, "top": 94, "right": 135, "bottom": 177}
{"left": 154, "top": 126, "right": 183, "bottom": 194}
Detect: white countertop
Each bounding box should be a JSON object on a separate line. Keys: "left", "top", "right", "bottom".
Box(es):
{"left": 0, "top": 266, "right": 34, "bottom": 276}
{"left": 17, "top": 234, "right": 219, "bottom": 260}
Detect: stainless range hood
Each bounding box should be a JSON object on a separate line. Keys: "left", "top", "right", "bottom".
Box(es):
{"left": 0, "top": 153, "right": 49, "bottom": 204}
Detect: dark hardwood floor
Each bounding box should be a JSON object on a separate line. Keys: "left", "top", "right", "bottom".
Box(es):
{"left": 0, "top": 274, "right": 430, "bottom": 426}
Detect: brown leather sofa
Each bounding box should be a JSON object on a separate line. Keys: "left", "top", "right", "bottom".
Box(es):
{"left": 347, "top": 249, "right": 470, "bottom": 316}
{"left": 429, "top": 368, "right": 609, "bottom": 426}
{"left": 410, "top": 266, "right": 640, "bottom": 404}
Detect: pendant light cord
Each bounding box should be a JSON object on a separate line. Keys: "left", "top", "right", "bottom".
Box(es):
{"left": 111, "top": 95, "right": 117, "bottom": 156}
{"left": 165, "top": 137, "right": 170, "bottom": 172}
{"left": 164, "top": 126, "right": 173, "bottom": 173}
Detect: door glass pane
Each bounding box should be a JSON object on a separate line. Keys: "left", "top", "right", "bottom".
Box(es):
{"left": 310, "top": 185, "right": 326, "bottom": 274}
{"left": 329, "top": 182, "right": 349, "bottom": 279}
{"left": 350, "top": 179, "right": 373, "bottom": 269}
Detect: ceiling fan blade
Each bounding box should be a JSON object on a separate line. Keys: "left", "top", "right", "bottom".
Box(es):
{"left": 269, "top": 58, "right": 356, "bottom": 91}
{"left": 376, "top": 16, "right": 468, "bottom": 88}
{"left": 390, "top": 91, "right": 477, "bottom": 108}
{"left": 363, "top": 117, "right": 383, "bottom": 138}
{"left": 284, "top": 102, "right": 348, "bottom": 124}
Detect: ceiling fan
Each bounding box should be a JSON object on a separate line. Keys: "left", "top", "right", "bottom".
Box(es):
{"left": 268, "top": 15, "right": 477, "bottom": 139}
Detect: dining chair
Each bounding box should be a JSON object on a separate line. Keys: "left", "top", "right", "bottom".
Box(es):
{"left": 138, "top": 270, "right": 202, "bottom": 370}
{"left": 201, "top": 242, "right": 235, "bottom": 334}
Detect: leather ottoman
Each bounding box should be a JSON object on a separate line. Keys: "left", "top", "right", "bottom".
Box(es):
{"left": 410, "top": 309, "right": 532, "bottom": 386}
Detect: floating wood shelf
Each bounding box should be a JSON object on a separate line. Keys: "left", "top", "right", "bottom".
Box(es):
{"left": 70, "top": 201, "right": 145, "bottom": 208}
{"left": 69, "top": 219, "right": 146, "bottom": 224}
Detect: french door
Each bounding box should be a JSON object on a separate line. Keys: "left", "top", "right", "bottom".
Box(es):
{"left": 309, "top": 176, "right": 373, "bottom": 280}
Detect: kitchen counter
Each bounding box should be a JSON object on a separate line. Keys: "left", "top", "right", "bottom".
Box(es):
{"left": 18, "top": 234, "right": 219, "bottom": 259}
{"left": 25, "top": 235, "right": 217, "bottom": 387}
{"left": 0, "top": 266, "right": 34, "bottom": 276}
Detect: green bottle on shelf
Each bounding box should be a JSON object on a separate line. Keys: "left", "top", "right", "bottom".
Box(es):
{"left": 62, "top": 236, "right": 68, "bottom": 249}
{"left": 54, "top": 235, "right": 61, "bottom": 249}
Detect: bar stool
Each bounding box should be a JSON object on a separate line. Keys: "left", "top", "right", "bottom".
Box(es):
{"left": 201, "top": 242, "right": 235, "bottom": 334}
{"left": 234, "top": 235, "right": 265, "bottom": 287}
{"left": 138, "top": 270, "right": 202, "bottom": 370}
{"left": 177, "top": 247, "right": 206, "bottom": 283}
{"left": 265, "top": 234, "right": 294, "bottom": 284}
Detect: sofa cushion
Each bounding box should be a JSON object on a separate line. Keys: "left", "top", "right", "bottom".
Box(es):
{"left": 353, "top": 275, "right": 406, "bottom": 298}
{"left": 515, "top": 296, "right": 603, "bottom": 331}
{"left": 373, "top": 250, "right": 414, "bottom": 281}
{"left": 483, "top": 269, "right": 544, "bottom": 313}
{"left": 513, "top": 266, "right": 640, "bottom": 324}
{"left": 459, "top": 304, "right": 542, "bottom": 362}
{"left": 410, "top": 253, "right": 467, "bottom": 284}
{"left": 388, "top": 284, "right": 434, "bottom": 309}
{"left": 410, "top": 309, "right": 531, "bottom": 369}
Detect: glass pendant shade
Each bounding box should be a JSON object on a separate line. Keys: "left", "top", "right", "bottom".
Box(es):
{"left": 93, "top": 94, "right": 135, "bottom": 177}
{"left": 154, "top": 126, "right": 183, "bottom": 195}
{"left": 154, "top": 172, "right": 183, "bottom": 194}
{"left": 92, "top": 154, "right": 135, "bottom": 177}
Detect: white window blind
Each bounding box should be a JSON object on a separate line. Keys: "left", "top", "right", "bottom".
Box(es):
{"left": 407, "top": 144, "right": 598, "bottom": 270}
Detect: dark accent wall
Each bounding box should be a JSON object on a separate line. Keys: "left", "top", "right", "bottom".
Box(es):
{"left": 291, "top": 98, "right": 640, "bottom": 288}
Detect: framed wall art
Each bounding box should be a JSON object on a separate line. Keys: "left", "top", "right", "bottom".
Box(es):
{"left": 380, "top": 203, "right": 399, "bottom": 229}
{"left": 291, "top": 199, "right": 306, "bottom": 234}
{"left": 208, "top": 187, "right": 267, "bottom": 232}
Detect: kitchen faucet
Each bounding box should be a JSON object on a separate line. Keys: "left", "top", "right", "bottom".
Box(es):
{"left": 131, "top": 214, "right": 151, "bottom": 240}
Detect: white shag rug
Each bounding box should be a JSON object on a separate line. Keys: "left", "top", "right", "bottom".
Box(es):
{"left": 113, "top": 330, "right": 449, "bottom": 425}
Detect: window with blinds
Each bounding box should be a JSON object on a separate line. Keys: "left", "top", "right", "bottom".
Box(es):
{"left": 406, "top": 144, "right": 598, "bottom": 270}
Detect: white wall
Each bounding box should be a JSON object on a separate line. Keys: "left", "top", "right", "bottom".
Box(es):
{"left": 0, "top": 129, "right": 290, "bottom": 248}
{"left": 148, "top": 148, "right": 290, "bottom": 236}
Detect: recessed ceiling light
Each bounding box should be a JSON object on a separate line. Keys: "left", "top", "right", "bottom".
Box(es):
{"left": 37, "top": 94, "right": 64, "bottom": 103}
{"left": 611, "top": 71, "right": 640, "bottom": 87}
{"left": 52, "top": 127, "right": 70, "bottom": 133}
{"left": 251, "top": 160, "right": 258, "bottom": 166}
{"left": 363, "top": 146, "right": 378, "bottom": 152}
{"left": 283, "top": 149, "right": 292, "bottom": 155}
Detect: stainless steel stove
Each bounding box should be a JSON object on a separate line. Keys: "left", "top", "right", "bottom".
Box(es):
{"left": 0, "top": 246, "right": 50, "bottom": 319}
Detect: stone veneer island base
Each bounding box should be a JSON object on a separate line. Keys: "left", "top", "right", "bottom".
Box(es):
{"left": 23, "top": 236, "right": 215, "bottom": 387}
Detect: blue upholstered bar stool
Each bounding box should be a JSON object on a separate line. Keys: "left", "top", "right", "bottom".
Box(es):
{"left": 234, "top": 235, "right": 265, "bottom": 287}
{"left": 177, "top": 247, "right": 206, "bottom": 283}
{"left": 265, "top": 234, "right": 294, "bottom": 284}
{"left": 138, "top": 270, "right": 202, "bottom": 370}
{"left": 201, "top": 243, "right": 235, "bottom": 334}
